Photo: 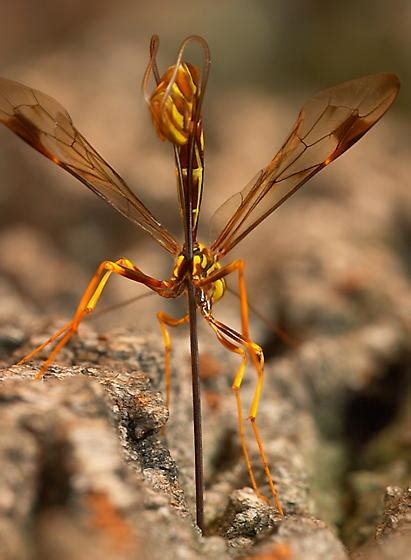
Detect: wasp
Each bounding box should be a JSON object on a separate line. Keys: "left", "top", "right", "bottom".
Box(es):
{"left": 0, "top": 35, "right": 399, "bottom": 529}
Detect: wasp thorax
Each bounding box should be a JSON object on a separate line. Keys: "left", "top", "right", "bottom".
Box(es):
{"left": 149, "top": 63, "right": 200, "bottom": 146}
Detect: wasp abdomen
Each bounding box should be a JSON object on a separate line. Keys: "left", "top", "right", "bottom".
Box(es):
{"left": 149, "top": 62, "right": 200, "bottom": 146}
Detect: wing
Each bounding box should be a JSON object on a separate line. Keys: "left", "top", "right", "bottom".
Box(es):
{"left": 0, "top": 77, "right": 179, "bottom": 255}
{"left": 210, "top": 73, "right": 400, "bottom": 257}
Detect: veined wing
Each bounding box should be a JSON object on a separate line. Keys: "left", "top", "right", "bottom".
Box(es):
{"left": 211, "top": 73, "right": 400, "bottom": 257}
{"left": 0, "top": 77, "right": 179, "bottom": 255}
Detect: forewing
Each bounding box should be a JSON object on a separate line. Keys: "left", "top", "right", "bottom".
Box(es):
{"left": 211, "top": 73, "right": 400, "bottom": 256}
{"left": 0, "top": 77, "right": 179, "bottom": 255}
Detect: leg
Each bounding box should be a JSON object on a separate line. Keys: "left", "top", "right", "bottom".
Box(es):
{"left": 204, "top": 313, "right": 283, "bottom": 514}
{"left": 206, "top": 320, "right": 260, "bottom": 499}
{"left": 198, "top": 260, "right": 284, "bottom": 514}
{"left": 18, "top": 258, "right": 173, "bottom": 379}
{"left": 203, "top": 259, "right": 298, "bottom": 348}
{"left": 156, "top": 311, "right": 189, "bottom": 408}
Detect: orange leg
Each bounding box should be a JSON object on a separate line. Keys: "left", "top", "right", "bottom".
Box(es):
{"left": 18, "top": 258, "right": 174, "bottom": 379}
{"left": 198, "top": 259, "right": 284, "bottom": 515}
{"left": 156, "top": 311, "right": 189, "bottom": 408}
{"left": 204, "top": 319, "right": 260, "bottom": 499}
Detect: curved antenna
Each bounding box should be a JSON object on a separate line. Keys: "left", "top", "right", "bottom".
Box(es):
{"left": 159, "top": 34, "right": 211, "bottom": 125}
{"left": 142, "top": 34, "right": 211, "bottom": 119}
{"left": 142, "top": 34, "right": 161, "bottom": 102}
{"left": 149, "top": 35, "right": 161, "bottom": 83}
{"left": 144, "top": 35, "right": 211, "bottom": 245}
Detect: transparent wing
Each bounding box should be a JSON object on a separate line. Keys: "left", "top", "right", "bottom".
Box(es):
{"left": 211, "top": 73, "right": 400, "bottom": 256}
{"left": 0, "top": 77, "right": 179, "bottom": 255}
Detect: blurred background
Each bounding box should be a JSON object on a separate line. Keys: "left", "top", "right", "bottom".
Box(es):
{"left": 0, "top": 1, "right": 410, "bottom": 548}
{"left": 0, "top": 0, "right": 409, "bottom": 334}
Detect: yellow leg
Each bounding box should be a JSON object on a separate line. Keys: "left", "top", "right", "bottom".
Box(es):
{"left": 198, "top": 259, "right": 284, "bottom": 515}
{"left": 156, "top": 311, "right": 189, "bottom": 408}
{"left": 208, "top": 323, "right": 260, "bottom": 499}
{"left": 18, "top": 258, "right": 174, "bottom": 379}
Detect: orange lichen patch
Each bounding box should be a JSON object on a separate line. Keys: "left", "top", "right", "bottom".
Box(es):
{"left": 333, "top": 270, "right": 369, "bottom": 297}
{"left": 134, "top": 393, "right": 153, "bottom": 407}
{"left": 86, "top": 492, "right": 136, "bottom": 552}
{"left": 199, "top": 352, "right": 222, "bottom": 380}
{"left": 203, "top": 391, "right": 221, "bottom": 410}
{"left": 199, "top": 353, "right": 223, "bottom": 410}
{"left": 245, "top": 542, "right": 292, "bottom": 560}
